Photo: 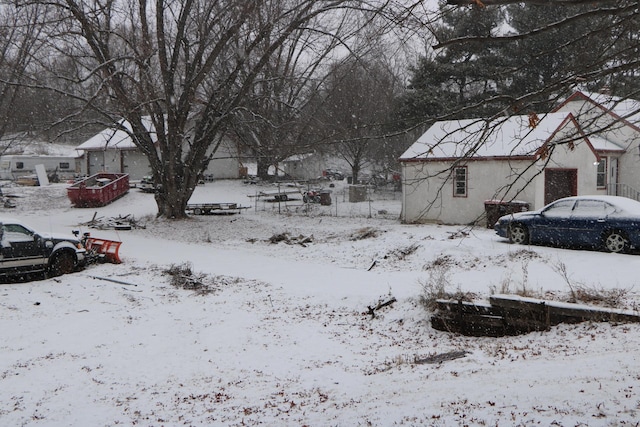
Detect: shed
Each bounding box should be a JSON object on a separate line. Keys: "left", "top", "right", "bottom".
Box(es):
{"left": 399, "top": 112, "right": 604, "bottom": 225}
{"left": 76, "top": 118, "right": 241, "bottom": 181}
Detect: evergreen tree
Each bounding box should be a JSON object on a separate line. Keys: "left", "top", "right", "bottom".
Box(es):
{"left": 501, "top": 3, "right": 620, "bottom": 111}
{"left": 394, "top": 3, "right": 505, "bottom": 128}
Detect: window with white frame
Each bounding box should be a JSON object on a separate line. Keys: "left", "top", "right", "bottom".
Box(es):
{"left": 596, "top": 157, "right": 607, "bottom": 188}
{"left": 453, "top": 166, "right": 467, "bottom": 197}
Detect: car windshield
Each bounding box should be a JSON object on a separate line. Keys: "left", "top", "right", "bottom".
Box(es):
{"left": 2, "top": 224, "right": 34, "bottom": 243}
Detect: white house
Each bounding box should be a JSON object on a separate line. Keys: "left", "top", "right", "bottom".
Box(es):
{"left": 0, "top": 136, "right": 82, "bottom": 181}
{"left": 76, "top": 118, "right": 240, "bottom": 181}
{"left": 399, "top": 91, "right": 640, "bottom": 225}
{"left": 280, "top": 152, "right": 324, "bottom": 180}
{"left": 553, "top": 91, "right": 640, "bottom": 199}
{"left": 0, "top": 154, "right": 81, "bottom": 181}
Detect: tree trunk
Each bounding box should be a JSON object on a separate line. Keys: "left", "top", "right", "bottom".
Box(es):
{"left": 257, "top": 158, "right": 271, "bottom": 180}
{"left": 351, "top": 165, "right": 360, "bottom": 184}
{"left": 155, "top": 189, "right": 190, "bottom": 219}
{"left": 152, "top": 160, "right": 202, "bottom": 219}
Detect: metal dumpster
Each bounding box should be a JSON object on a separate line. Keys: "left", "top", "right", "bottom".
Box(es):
{"left": 484, "top": 200, "right": 530, "bottom": 228}
{"left": 319, "top": 190, "right": 332, "bottom": 206}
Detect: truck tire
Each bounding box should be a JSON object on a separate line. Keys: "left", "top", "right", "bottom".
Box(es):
{"left": 49, "top": 252, "right": 75, "bottom": 277}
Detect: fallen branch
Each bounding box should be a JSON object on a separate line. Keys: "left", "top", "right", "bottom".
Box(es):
{"left": 415, "top": 350, "right": 469, "bottom": 365}
{"left": 79, "top": 213, "right": 145, "bottom": 230}
{"left": 367, "top": 297, "right": 397, "bottom": 318}
{"left": 89, "top": 275, "right": 138, "bottom": 286}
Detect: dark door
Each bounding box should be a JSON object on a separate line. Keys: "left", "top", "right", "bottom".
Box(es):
{"left": 544, "top": 169, "right": 577, "bottom": 205}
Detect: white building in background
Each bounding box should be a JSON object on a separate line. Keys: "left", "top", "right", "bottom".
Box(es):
{"left": 76, "top": 118, "right": 241, "bottom": 181}
{"left": 0, "top": 154, "right": 81, "bottom": 181}
{"left": 399, "top": 91, "right": 640, "bottom": 225}
{"left": 0, "top": 134, "right": 82, "bottom": 181}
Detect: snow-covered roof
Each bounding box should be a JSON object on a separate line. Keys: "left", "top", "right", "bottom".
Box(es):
{"left": 399, "top": 112, "right": 576, "bottom": 161}
{"left": 76, "top": 117, "right": 157, "bottom": 151}
{"left": 0, "top": 133, "right": 81, "bottom": 157}
{"left": 566, "top": 91, "right": 640, "bottom": 125}
{"left": 282, "top": 153, "right": 316, "bottom": 162}
{"left": 587, "top": 135, "right": 625, "bottom": 152}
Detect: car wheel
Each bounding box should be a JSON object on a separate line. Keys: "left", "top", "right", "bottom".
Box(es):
{"left": 508, "top": 223, "right": 529, "bottom": 245}
{"left": 604, "top": 231, "right": 629, "bottom": 253}
{"left": 49, "top": 252, "right": 75, "bottom": 277}
{"left": 193, "top": 208, "right": 202, "bottom": 215}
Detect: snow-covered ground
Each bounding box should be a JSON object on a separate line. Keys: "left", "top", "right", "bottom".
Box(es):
{"left": 1, "top": 179, "right": 639, "bottom": 426}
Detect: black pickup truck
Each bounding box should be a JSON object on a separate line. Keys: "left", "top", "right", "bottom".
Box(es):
{"left": 0, "top": 218, "right": 86, "bottom": 280}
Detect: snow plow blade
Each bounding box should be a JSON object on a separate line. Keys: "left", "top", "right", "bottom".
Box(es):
{"left": 85, "top": 237, "right": 122, "bottom": 264}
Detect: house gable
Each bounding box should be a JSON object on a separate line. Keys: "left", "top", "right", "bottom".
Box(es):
{"left": 77, "top": 118, "right": 239, "bottom": 180}
{"left": 399, "top": 111, "right": 605, "bottom": 225}
{"left": 399, "top": 112, "right": 577, "bottom": 163}
{"left": 553, "top": 91, "right": 640, "bottom": 133}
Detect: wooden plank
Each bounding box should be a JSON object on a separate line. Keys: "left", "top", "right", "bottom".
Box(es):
{"left": 433, "top": 294, "right": 640, "bottom": 337}
{"left": 431, "top": 313, "right": 508, "bottom": 337}
{"left": 490, "top": 294, "right": 640, "bottom": 324}
{"left": 435, "top": 299, "right": 500, "bottom": 316}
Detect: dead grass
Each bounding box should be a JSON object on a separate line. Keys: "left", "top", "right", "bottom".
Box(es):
{"left": 419, "top": 257, "right": 476, "bottom": 311}
{"left": 383, "top": 243, "right": 419, "bottom": 261}
{"left": 164, "top": 262, "right": 246, "bottom": 296}
{"left": 350, "top": 227, "right": 379, "bottom": 240}
{"left": 164, "top": 262, "right": 215, "bottom": 295}
{"left": 570, "top": 285, "right": 631, "bottom": 308}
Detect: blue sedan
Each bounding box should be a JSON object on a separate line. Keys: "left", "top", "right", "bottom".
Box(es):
{"left": 494, "top": 195, "right": 640, "bottom": 253}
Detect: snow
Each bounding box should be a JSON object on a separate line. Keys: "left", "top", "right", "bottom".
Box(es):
{"left": 574, "top": 90, "right": 640, "bottom": 125}
{"left": 76, "top": 117, "right": 157, "bottom": 150}
{"left": 588, "top": 135, "right": 625, "bottom": 152}
{"left": 1, "top": 179, "right": 640, "bottom": 426}
{"left": 0, "top": 135, "right": 80, "bottom": 157}
{"left": 399, "top": 112, "right": 574, "bottom": 160}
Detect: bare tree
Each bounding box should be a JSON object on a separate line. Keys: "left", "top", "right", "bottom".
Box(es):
{"left": 228, "top": 24, "right": 345, "bottom": 181}
{"left": 315, "top": 56, "right": 401, "bottom": 184}
{"left": 0, "top": 2, "right": 48, "bottom": 152}
{"left": 18, "top": 0, "right": 386, "bottom": 218}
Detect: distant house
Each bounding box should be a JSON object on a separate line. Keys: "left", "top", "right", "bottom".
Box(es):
{"left": 399, "top": 91, "right": 640, "bottom": 225}
{"left": 0, "top": 136, "right": 82, "bottom": 181}
{"left": 0, "top": 154, "right": 81, "bottom": 181}
{"left": 280, "top": 152, "right": 324, "bottom": 180}
{"left": 76, "top": 118, "right": 241, "bottom": 181}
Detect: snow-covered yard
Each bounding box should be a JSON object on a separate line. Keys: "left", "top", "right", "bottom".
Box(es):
{"left": 1, "top": 179, "right": 639, "bottom": 426}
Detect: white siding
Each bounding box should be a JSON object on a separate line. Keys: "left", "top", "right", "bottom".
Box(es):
{"left": 401, "top": 159, "right": 538, "bottom": 225}
{"left": 122, "top": 150, "right": 151, "bottom": 180}
{"left": 401, "top": 135, "right": 600, "bottom": 225}
{"left": 80, "top": 137, "right": 240, "bottom": 180}
{"left": 0, "top": 155, "right": 79, "bottom": 180}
